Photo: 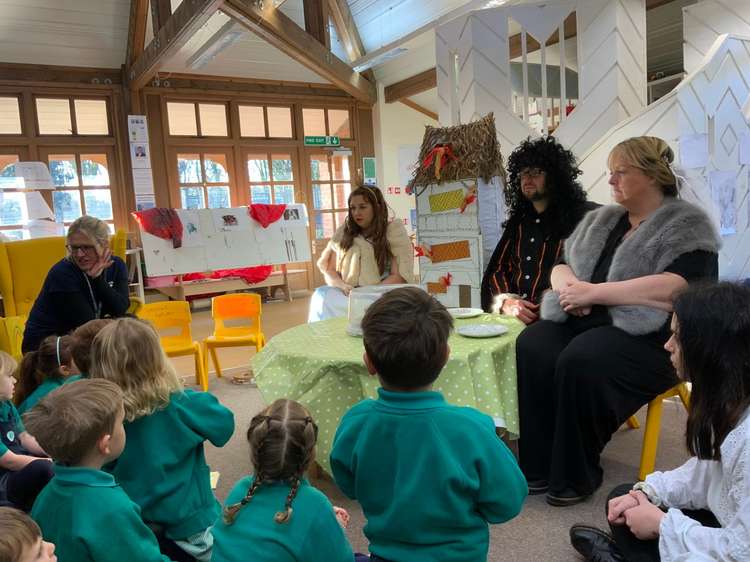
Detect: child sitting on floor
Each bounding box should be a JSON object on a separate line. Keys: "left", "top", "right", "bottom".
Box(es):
{"left": 26, "top": 379, "right": 171, "bottom": 561}
{"left": 90, "top": 317, "right": 234, "bottom": 562}
{"left": 211, "top": 398, "right": 354, "bottom": 562}
{"left": 0, "top": 506, "right": 56, "bottom": 562}
{"left": 15, "top": 335, "right": 80, "bottom": 414}
{"left": 69, "top": 319, "right": 113, "bottom": 376}
{"left": 330, "top": 287, "right": 528, "bottom": 562}
{"left": 0, "top": 351, "right": 53, "bottom": 512}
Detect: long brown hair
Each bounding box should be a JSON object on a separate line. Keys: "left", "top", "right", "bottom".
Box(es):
{"left": 14, "top": 335, "right": 73, "bottom": 407}
{"left": 339, "top": 185, "right": 392, "bottom": 275}
{"left": 223, "top": 399, "right": 317, "bottom": 525}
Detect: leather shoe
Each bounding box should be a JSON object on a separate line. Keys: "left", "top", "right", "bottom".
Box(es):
{"left": 547, "top": 487, "right": 591, "bottom": 506}
{"left": 569, "top": 524, "right": 625, "bottom": 561}
{"left": 527, "top": 479, "right": 548, "bottom": 495}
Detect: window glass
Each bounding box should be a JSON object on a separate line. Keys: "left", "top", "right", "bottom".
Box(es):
{"left": 309, "top": 154, "right": 330, "bottom": 181}
{"left": 48, "top": 155, "right": 79, "bottom": 187}
{"left": 83, "top": 189, "right": 113, "bottom": 220}
{"left": 315, "top": 213, "right": 334, "bottom": 238}
{"left": 312, "top": 184, "right": 332, "bottom": 209}
{"left": 302, "top": 108, "right": 326, "bottom": 136}
{"left": 271, "top": 155, "right": 293, "bottom": 181}
{"left": 335, "top": 211, "right": 348, "bottom": 229}
{"left": 0, "top": 156, "right": 21, "bottom": 189}
{"left": 207, "top": 186, "right": 231, "bottom": 208}
{"left": 250, "top": 185, "right": 272, "bottom": 204}
{"left": 177, "top": 154, "right": 202, "bottom": 183}
{"left": 204, "top": 154, "right": 229, "bottom": 183}
{"left": 331, "top": 154, "right": 350, "bottom": 181}
{"left": 273, "top": 185, "right": 295, "bottom": 204}
{"left": 53, "top": 190, "right": 82, "bottom": 222}
{"left": 180, "top": 187, "right": 205, "bottom": 209}
{"left": 81, "top": 154, "right": 110, "bottom": 186}
{"left": 238, "top": 106, "right": 265, "bottom": 137}
{"left": 334, "top": 183, "right": 351, "bottom": 208}
{"left": 0, "top": 192, "right": 27, "bottom": 225}
{"left": 0, "top": 98, "right": 22, "bottom": 134}
{"left": 328, "top": 109, "right": 351, "bottom": 138}
{"left": 74, "top": 100, "right": 109, "bottom": 135}
{"left": 247, "top": 156, "right": 270, "bottom": 183}
{"left": 198, "top": 104, "right": 228, "bottom": 136}
{"left": 167, "top": 102, "right": 198, "bottom": 136}
{"left": 267, "top": 107, "right": 293, "bottom": 138}
{"left": 37, "top": 98, "right": 72, "bottom": 135}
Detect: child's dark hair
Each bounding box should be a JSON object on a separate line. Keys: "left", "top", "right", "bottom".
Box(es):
{"left": 673, "top": 282, "right": 750, "bottom": 461}
{"left": 14, "top": 335, "right": 72, "bottom": 407}
{"left": 361, "top": 287, "right": 453, "bottom": 389}
{"left": 223, "top": 399, "right": 317, "bottom": 526}
{"left": 0, "top": 506, "right": 42, "bottom": 562}
{"left": 70, "top": 319, "right": 113, "bottom": 374}
{"left": 23, "top": 378, "right": 123, "bottom": 465}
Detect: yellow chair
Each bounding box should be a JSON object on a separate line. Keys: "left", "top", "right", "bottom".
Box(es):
{"left": 204, "top": 293, "right": 265, "bottom": 378}
{"left": 626, "top": 382, "right": 691, "bottom": 480}
{"left": 0, "top": 316, "right": 26, "bottom": 362}
{"left": 0, "top": 230, "right": 128, "bottom": 317}
{"left": 138, "top": 301, "right": 208, "bottom": 391}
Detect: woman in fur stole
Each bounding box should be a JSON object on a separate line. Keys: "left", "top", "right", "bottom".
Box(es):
{"left": 516, "top": 136, "right": 720, "bottom": 507}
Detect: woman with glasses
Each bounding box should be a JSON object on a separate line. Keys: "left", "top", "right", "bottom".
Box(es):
{"left": 22, "top": 216, "right": 129, "bottom": 353}
{"left": 516, "top": 136, "right": 720, "bottom": 507}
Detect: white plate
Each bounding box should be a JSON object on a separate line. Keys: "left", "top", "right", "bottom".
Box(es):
{"left": 447, "top": 307, "right": 484, "bottom": 319}
{"left": 456, "top": 324, "right": 509, "bottom": 338}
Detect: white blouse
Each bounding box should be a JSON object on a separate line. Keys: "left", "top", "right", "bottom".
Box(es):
{"left": 642, "top": 409, "right": 750, "bottom": 561}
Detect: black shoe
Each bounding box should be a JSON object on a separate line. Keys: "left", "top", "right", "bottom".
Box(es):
{"left": 569, "top": 524, "right": 625, "bottom": 561}
{"left": 527, "top": 479, "right": 549, "bottom": 495}
{"left": 546, "top": 487, "right": 591, "bottom": 506}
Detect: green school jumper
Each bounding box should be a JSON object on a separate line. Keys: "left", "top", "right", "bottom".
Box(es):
{"left": 211, "top": 476, "right": 353, "bottom": 562}
{"left": 109, "top": 389, "right": 234, "bottom": 540}
{"left": 18, "top": 375, "right": 83, "bottom": 414}
{"left": 330, "top": 389, "right": 528, "bottom": 562}
{"left": 31, "top": 465, "right": 170, "bottom": 562}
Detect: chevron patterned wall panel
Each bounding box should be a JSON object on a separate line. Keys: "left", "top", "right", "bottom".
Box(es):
{"left": 683, "top": 1, "right": 750, "bottom": 75}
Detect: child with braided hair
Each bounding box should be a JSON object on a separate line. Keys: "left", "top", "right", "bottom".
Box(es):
{"left": 211, "top": 399, "right": 355, "bottom": 562}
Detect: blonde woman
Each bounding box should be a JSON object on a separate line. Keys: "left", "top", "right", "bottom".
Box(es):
{"left": 516, "top": 137, "right": 721, "bottom": 507}
{"left": 90, "top": 317, "right": 234, "bottom": 562}
{"left": 22, "top": 215, "right": 129, "bottom": 352}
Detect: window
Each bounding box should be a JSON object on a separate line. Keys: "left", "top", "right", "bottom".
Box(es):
{"left": 177, "top": 152, "right": 232, "bottom": 209}
{"left": 310, "top": 153, "right": 351, "bottom": 239}
{"left": 47, "top": 152, "right": 114, "bottom": 227}
{"left": 0, "top": 98, "right": 22, "bottom": 134}
{"left": 303, "top": 108, "right": 352, "bottom": 139}
{"left": 247, "top": 153, "right": 296, "bottom": 205}
{"left": 36, "top": 97, "right": 110, "bottom": 136}
{"left": 238, "top": 105, "right": 293, "bottom": 138}
{"left": 167, "top": 102, "right": 229, "bottom": 137}
{"left": 0, "top": 155, "right": 28, "bottom": 229}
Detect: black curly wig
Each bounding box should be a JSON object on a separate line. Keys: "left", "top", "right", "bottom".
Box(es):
{"left": 504, "top": 136, "right": 589, "bottom": 236}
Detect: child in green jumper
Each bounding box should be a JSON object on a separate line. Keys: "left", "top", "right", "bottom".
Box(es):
{"left": 15, "top": 335, "right": 80, "bottom": 415}
{"left": 69, "top": 318, "right": 113, "bottom": 376}
{"left": 212, "top": 399, "right": 354, "bottom": 562}
{"left": 90, "top": 317, "right": 234, "bottom": 562}
{"left": 0, "top": 506, "right": 56, "bottom": 562}
{"left": 27, "top": 378, "right": 171, "bottom": 561}
{"left": 330, "top": 287, "right": 528, "bottom": 562}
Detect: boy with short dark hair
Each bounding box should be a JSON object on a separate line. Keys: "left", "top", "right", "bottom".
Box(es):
{"left": 0, "top": 506, "right": 56, "bottom": 562}
{"left": 330, "top": 287, "right": 527, "bottom": 562}
{"left": 26, "top": 379, "right": 171, "bottom": 562}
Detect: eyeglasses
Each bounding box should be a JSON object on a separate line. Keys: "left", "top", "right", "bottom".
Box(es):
{"left": 519, "top": 168, "right": 545, "bottom": 179}
{"left": 66, "top": 244, "right": 97, "bottom": 255}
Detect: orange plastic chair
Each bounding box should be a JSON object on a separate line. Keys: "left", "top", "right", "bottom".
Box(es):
{"left": 626, "top": 382, "right": 691, "bottom": 480}
{"left": 204, "top": 293, "right": 265, "bottom": 378}
{"left": 137, "top": 301, "right": 208, "bottom": 391}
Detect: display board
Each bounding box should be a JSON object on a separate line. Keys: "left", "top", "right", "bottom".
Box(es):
{"left": 138, "top": 204, "right": 311, "bottom": 277}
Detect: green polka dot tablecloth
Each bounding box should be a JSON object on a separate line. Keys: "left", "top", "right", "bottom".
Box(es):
{"left": 252, "top": 314, "right": 524, "bottom": 474}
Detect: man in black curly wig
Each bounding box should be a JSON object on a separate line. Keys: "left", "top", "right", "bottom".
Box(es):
{"left": 481, "top": 136, "right": 597, "bottom": 322}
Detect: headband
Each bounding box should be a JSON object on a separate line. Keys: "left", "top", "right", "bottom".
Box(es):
{"left": 56, "top": 336, "right": 62, "bottom": 367}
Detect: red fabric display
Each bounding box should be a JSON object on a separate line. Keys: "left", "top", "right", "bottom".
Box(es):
{"left": 182, "top": 266, "right": 273, "bottom": 285}
{"left": 132, "top": 208, "right": 184, "bottom": 248}
{"left": 248, "top": 204, "right": 287, "bottom": 228}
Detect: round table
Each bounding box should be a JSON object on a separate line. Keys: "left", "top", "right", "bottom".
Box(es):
{"left": 252, "top": 314, "right": 524, "bottom": 474}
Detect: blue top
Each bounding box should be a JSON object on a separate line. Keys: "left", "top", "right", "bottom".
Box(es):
{"left": 18, "top": 375, "right": 84, "bottom": 415}
{"left": 330, "top": 388, "right": 528, "bottom": 562}
{"left": 23, "top": 256, "right": 129, "bottom": 353}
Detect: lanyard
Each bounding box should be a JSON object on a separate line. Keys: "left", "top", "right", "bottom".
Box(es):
{"left": 82, "top": 272, "right": 102, "bottom": 319}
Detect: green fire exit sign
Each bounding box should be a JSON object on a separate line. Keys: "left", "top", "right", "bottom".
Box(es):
{"left": 304, "top": 136, "right": 341, "bottom": 146}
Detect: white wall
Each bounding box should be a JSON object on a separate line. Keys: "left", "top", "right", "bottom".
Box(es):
{"left": 683, "top": 0, "right": 750, "bottom": 74}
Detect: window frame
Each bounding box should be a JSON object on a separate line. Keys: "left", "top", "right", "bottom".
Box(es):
{"left": 33, "top": 95, "right": 112, "bottom": 137}
{"left": 0, "top": 95, "right": 25, "bottom": 137}
{"left": 165, "top": 100, "right": 231, "bottom": 138}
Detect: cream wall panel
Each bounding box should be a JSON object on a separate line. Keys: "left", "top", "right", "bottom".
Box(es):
{"left": 683, "top": 0, "right": 750, "bottom": 74}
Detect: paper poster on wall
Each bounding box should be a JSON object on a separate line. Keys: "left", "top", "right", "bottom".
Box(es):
{"left": 739, "top": 133, "right": 750, "bottom": 166}
{"left": 132, "top": 169, "right": 154, "bottom": 195}
{"left": 363, "top": 157, "right": 377, "bottom": 185}
{"left": 130, "top": 143, "right": 151, "bottom": 169}
{"left": 127, "top": 115, "right": 149, "bottom": 143}
{"left": 709, "top": 170, "right": 737, "bottom": 236}
{"left": 679, "top": 134, "right": 709, "bottom": 169}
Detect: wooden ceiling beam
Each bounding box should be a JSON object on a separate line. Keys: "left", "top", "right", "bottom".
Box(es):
{"left": 400, "top": 98, "right": 437, "bottom": 121}
{"left": 222, "top": 0, "right": 376, "bottom": 104}
{"left": 151, "top": 0, "right": 173, "bottom": 38}
{"left": 128, "top": 0, "right": 225, "bottom": 91}
{"left": 303, "top": 0, "right": 330, "bottom": 49}
{"left": 126, "top": 0, "right": 150, "bottom": 67}
{"left": 0, "top": 62, "right": 122, "bottom": 86}
{"left": 384, "top": 68, "right": 437, "bottom": 103}
{"left": 327, "top": 0, "right": 365, "bottom": 61}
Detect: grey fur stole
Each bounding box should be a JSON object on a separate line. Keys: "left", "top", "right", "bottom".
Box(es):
{"left": 540, "top": 198, "right": 720, "bottom": 335}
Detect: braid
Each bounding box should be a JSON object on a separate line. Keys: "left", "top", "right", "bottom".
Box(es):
{"left": 223, "top": 475, "right": 263, "bottom": 525}
{"left": 274, "top": 476, "right": 301, "bottom": 524}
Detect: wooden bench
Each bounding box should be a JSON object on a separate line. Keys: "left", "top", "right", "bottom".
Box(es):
{"left": 150, "top": 265, "right": 307, "bottom": 304}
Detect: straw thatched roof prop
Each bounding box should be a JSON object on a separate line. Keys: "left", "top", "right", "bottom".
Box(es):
{"left": 408, "top": 113, "right": 506, "bottom": 191}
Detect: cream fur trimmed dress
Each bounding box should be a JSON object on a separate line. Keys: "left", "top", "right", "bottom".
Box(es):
{"left": 307, "top": 221, "right": 414, "bottom": 322}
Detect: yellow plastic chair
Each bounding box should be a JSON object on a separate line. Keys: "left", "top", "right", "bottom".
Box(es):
{"left": 137, "top": 301, "right": 208, "bottom": 391}
{"left": 626, "top": 382, "right": 691, "bottom": 480}
{"left": 204, "top": 293, "right": 265, "bottom": 378}
{"left": 0, "top": 316, "right": 26, "bottom": 362}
